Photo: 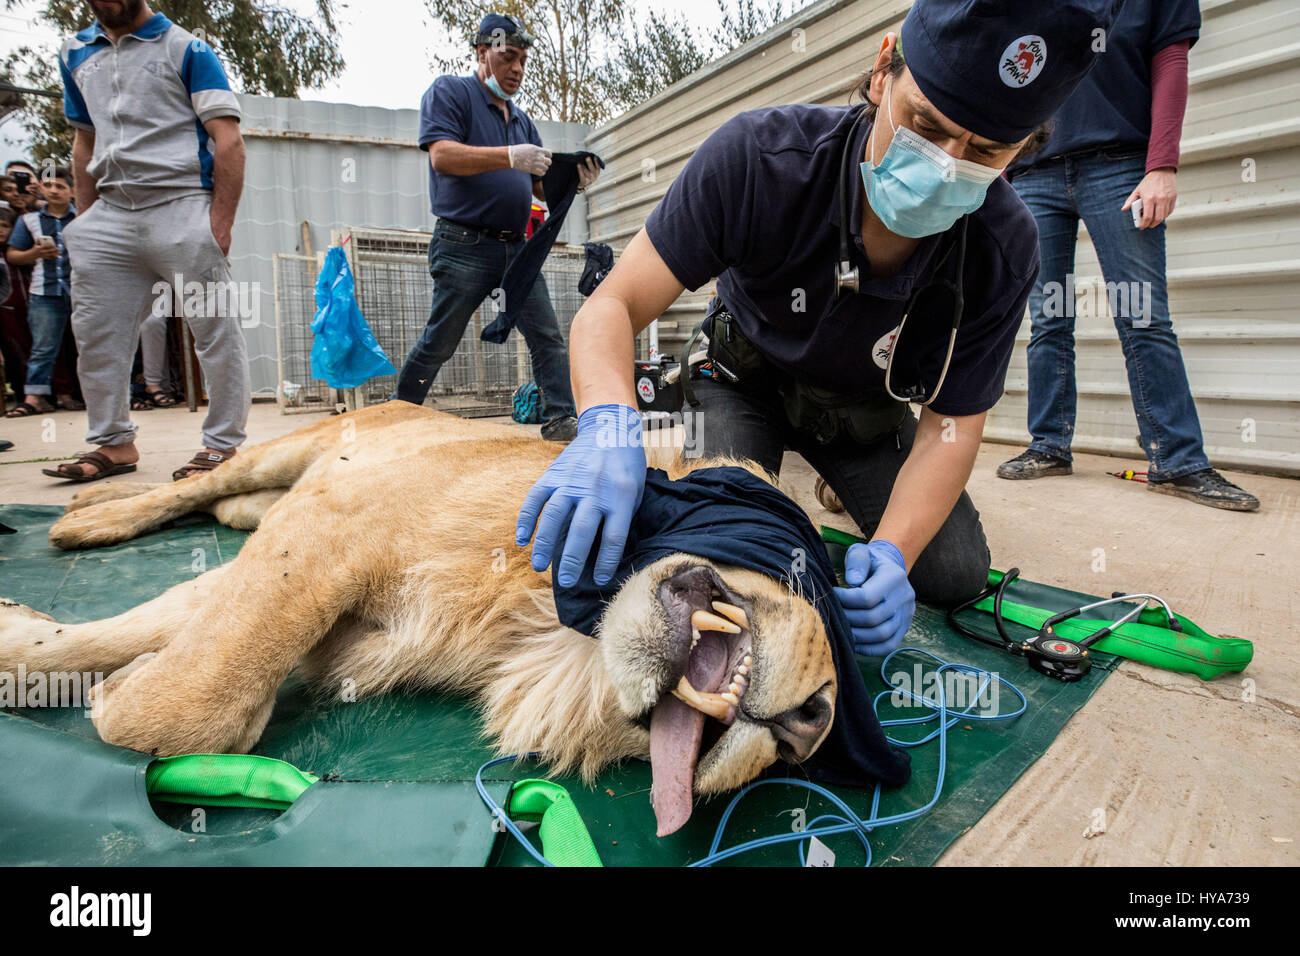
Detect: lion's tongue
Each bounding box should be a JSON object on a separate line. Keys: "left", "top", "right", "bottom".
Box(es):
{"left": 649, "top": 633, "right": 728, "bottom": 837}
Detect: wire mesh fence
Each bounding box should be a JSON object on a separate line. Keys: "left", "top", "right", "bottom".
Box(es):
{"left": 274, "top": 226, "right": 645, "bottom": 418}
{"left": 273, "top": 253, "right": 335, "bottom": 413}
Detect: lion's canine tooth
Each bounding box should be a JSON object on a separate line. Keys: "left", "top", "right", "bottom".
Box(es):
{"left": 692, "top": 609, "right": 741, "bottom": 634}
{"left": 672, "top": 677, "right": 732, "bottom": 721}
{"left": 710, "top": 600, "right": 749, "bottom": 630}
{"left": 691, "top": 626, "right": 701, "bottom": 648}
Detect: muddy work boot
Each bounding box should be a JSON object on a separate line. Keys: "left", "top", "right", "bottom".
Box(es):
{"left": 996, "top": 449, "right": 1072, "bottom": 480}
{"left": 1147, "top": 468, "right": 1260, "bottom": 512}
{"left": 540, "top": 415, "right": 579, "bottom": 443}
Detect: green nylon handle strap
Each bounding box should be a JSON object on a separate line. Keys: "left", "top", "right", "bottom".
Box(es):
{"left": 146, "top": 754, "right": 319, "bottom": 811}
{"left": 508, "top": 779, "right": 603, "bottom": 867}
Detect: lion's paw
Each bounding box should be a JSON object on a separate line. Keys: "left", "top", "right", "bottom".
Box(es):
{"left": 49, "top": 497, "right": 158, "bottom": 550}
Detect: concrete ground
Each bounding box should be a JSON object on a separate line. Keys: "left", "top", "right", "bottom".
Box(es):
{"left": 1, "top": 401, "right": 1296, "bottom": 865}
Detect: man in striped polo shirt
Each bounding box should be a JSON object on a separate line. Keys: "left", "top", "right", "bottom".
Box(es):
{"left": 49, "top": 0, "right": 250, "bottom": 483}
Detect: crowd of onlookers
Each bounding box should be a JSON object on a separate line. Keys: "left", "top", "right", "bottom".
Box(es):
{"left": 0, "top": 157, "right": 183, "bottom": 455}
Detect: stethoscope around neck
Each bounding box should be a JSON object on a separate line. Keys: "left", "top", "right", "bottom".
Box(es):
{"left": 835, "top": 104, "right": 967, "bottom": 407}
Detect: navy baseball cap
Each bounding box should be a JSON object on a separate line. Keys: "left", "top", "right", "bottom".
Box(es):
{"left": 898, "top": 0, "right": 1124, "bottom": 143}
{"left": 474, "top": 13, "right": 534, "bottom": 49}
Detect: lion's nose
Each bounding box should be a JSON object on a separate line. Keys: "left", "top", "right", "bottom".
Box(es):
{"left": 768, "top": 684, "right": 834, "bottom": 764}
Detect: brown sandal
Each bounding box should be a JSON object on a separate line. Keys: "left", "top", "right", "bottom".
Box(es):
{"left": 172, "top": 450, "right": 233, "bottom": 481}
{"left": 42, "top": 450, "right": 138, "bottom": 483}
{"left": 6, "top": 401, "right": 55, "bottom": 418}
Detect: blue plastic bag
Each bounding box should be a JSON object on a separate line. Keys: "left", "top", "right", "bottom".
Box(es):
{"left": 309, "top": 245, "right": 396, "bottom": 388}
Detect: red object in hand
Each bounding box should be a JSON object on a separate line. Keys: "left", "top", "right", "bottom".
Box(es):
{"left": 526, "top": 202, "right": 546, "bottom": 240}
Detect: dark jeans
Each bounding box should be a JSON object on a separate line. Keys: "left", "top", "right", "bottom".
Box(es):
{"left": 392, "top": 219, "right": 576, "bottom": 422}
{"left": 1011, "top": 148, "right": 1210, "bottom": 480}
{"left": 686, "top": 374, "right": 991, "bottom": 606}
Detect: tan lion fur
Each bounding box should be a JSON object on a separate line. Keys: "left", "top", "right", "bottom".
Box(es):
{"left": 0, "top": 404, "right": 835, "bottom": 792}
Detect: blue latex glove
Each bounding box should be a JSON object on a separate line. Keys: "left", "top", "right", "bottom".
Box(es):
{"left": 516, "top": 404, "right": 646, "bottom": 588}
{"left": 834, "top": 539, "right": 915, "bottom": 656}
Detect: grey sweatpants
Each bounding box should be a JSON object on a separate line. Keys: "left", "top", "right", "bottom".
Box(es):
{"left": 62, "top": 194, "right": 250, "bottom": 451}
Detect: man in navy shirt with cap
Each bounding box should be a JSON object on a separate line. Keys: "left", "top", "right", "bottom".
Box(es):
{"left": 516, "top": 0, "right": 1123, "bottom": 660}
{"left": 998, "top": 0, "right": 1258, "bottom": 512}
{"left": 393, "top": 13, "right": 600, "bottom": 442}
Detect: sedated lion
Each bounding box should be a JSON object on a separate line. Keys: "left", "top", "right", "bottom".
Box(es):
{"left": 0, "top": 403, "right": 839, "bottom": 835}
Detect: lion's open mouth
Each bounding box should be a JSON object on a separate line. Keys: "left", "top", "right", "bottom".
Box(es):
{"left": 649, "top": 565, "right": 754, "bottom": 837}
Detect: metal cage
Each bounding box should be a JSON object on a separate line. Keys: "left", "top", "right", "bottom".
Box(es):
{"left": 273, "top": 226, "right": 644, "bottom": 418}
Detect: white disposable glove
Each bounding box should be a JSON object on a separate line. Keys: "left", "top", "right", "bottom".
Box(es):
{"left": 508, "top": 144, "right": 552, "bottom": 177}
{"left": 577, "top": 156, "right": 601, "bottom": 191}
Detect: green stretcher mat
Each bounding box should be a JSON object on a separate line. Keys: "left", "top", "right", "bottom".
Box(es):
{"left": 1, "top": 503, "right": 1124, "bottom": 867}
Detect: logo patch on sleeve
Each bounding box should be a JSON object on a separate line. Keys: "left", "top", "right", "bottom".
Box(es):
{"left": 999, "top": 35, "right": 1047, "bottom": 87}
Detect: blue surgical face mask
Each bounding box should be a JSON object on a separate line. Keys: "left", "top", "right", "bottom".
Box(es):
{"left": 484, "top": 72, "right": 511, "bottom": 101}
{"left": 860, "top": 80, "right": 1004, "bottom": 238}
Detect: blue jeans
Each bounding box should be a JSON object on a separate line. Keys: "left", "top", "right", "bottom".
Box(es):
{"left": 1011, "top": 148, "right": 1210, "bottom": 480}
{"left": 24, "top": 293, "right": 71, "bottom": 396}
{"left": 392, "top": 220, "right": 576, "bottom": 423}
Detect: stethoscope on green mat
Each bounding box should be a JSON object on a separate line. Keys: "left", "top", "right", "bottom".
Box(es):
{"left": 947, "top": 568, "right": 1181, "bottom": 682}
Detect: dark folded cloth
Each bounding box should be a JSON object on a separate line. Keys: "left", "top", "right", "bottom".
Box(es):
{"left": 579, "top": 242, "right": 614, "bottom": 296}
{"left": 480, "top": 150, "right": 605, "bottom": 344}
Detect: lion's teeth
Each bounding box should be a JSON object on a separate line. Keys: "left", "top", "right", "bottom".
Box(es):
{"left": 672, "top": 677, "right": 732, "bottom": 721}
{"left": 737, "top": 664, "right": 749, "bottom": 676}
{"left": 728, "top": 682, "right": 740, "bottom": 695}
{"left": 692, "top": 609, "right": 741, "bottom": 634}
{"left": 691, "top": 626, "right": 701, "bottom": 649}
{"left": 720, "top": 692, "right": 739, "bottom": 705}
{"left": 742, "top": 654, "right": 752, "bottom": 666}
{"left": 710, "top": 600, "right": 749, "bottom": 630}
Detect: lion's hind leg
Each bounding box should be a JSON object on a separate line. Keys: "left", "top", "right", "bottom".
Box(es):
{"left": 48, "top": 425, "right": 335, "bottom": 551}
{"left": 89, "top": 501, "right": 394, "bottom": 757}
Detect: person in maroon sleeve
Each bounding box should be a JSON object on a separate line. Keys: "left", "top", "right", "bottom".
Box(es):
{"left": 998, "top": 0, "right": 1258, "bottom": 511}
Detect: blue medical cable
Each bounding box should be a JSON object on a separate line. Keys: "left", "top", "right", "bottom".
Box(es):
{"left": 689, "top": 648, "right": 1026, "bottom": 866}
{"left": 475, "top": 752, "right": 554, "bottom": 868}
{"left": 475, "top": 647, "right": 1026, "bottom": 867}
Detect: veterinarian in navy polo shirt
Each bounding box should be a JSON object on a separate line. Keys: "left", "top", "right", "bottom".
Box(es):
{"left": 392, "top": 13, "right": 600, "bottom": 442}
{"left": 518, "top": 0, "right": 1123, "bottom": 657}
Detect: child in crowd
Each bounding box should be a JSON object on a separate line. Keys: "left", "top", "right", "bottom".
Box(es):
{"left": 0, "top": 175, "right": 21, "bottom": 211}
{"left": 5, "top": 166, "right": 83, "bottom": 416}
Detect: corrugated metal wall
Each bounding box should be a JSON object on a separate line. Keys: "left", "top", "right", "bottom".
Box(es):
{"left": 234, "top": 93, "right": 592, "bottom": 394}
{"left": 584, "top": 0, "right": 1300, "bottom": 475}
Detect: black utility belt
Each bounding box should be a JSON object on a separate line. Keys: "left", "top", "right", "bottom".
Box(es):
{"left": 691, "top": 303, "right": 908, "bottom": 446}
{"left": 440, "top": 218, "right": 524, "bottom": 242}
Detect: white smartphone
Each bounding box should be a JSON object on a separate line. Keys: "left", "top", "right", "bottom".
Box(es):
{"left": 37, "top": 235, "right": 55, "bottom": 248}
{"left": 1130, "top": 198, "right": 1143, "bottom": 228}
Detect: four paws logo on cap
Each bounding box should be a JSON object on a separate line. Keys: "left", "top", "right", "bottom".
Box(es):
{"left": 999, "top": 35, "right": 1047, "bottom": 87}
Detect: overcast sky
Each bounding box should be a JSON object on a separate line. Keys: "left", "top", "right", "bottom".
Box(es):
{"left": 0, "top": 0, "right": 732, "bottom": 164}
